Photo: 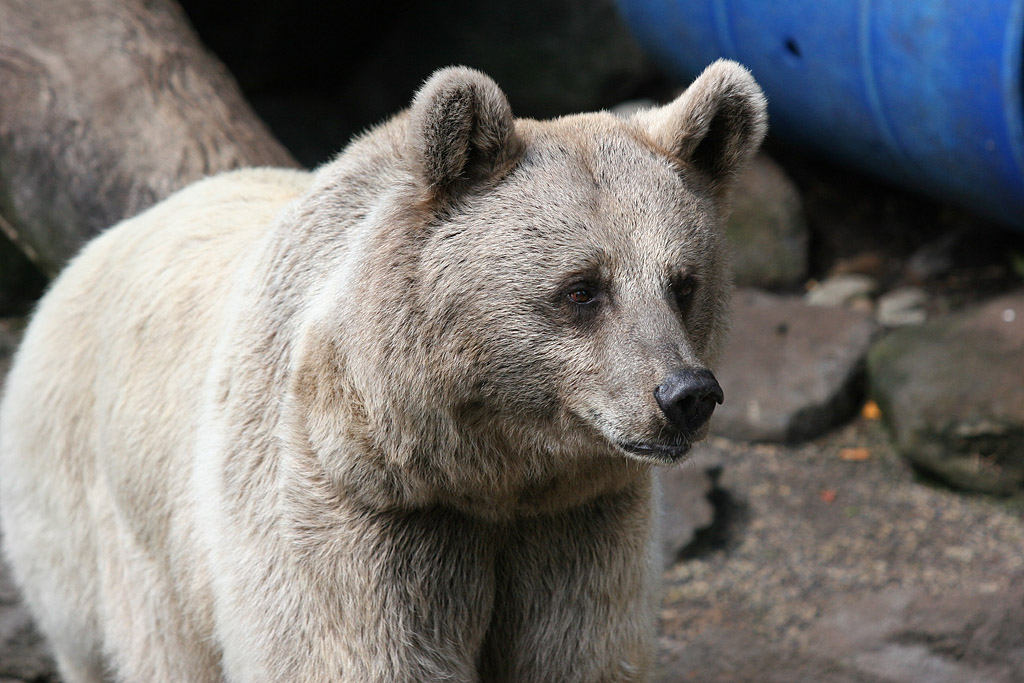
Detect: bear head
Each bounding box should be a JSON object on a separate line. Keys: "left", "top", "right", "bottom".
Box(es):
{"left": 291, "top": 62, "right": 766, "bottom": 513}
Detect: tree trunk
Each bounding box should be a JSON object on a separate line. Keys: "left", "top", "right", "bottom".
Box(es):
{"left": 0, "top": 0, "right": 299, "bottom": 277}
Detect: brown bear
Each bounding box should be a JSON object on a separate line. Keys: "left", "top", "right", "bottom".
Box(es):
{"left": 0, "top": 61, "right": 766, "bottom": 682}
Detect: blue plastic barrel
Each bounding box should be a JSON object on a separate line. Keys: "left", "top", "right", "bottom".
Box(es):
{"left": 618, "top": 0, "right": 1024, "bottom": 230}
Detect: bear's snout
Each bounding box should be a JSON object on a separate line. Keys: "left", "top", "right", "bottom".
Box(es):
{"left": 654, "top": 369, "right": 724, "bottom": 436}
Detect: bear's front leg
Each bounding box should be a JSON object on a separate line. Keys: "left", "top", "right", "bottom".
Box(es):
{"left": 215, "top": 503, "right": 498, "bottom": 682}
{"left": 480, "top": 476, "right": 659, "bottom": 682}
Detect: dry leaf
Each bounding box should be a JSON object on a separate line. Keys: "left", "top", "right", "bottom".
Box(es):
{"left": 819, "top": 489, "right": 837, "bottom": 504}
{"left": 861, "top": 400, "right": 882, "bottom": 420}
{"left": 839, "top": 447, "right": 871, "bottom": 462}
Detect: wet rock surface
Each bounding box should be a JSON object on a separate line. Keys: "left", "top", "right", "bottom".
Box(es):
{"left": 712, "top": 289, "right": 879, "bottom": 443}
{"left": 868, "top": 290, "right": 1024, "bottom": 494}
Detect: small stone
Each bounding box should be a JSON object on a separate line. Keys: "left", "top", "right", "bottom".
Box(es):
{"left": 877, "top": 287, "right": 928, "bottom": 326}
{"left": 905, "top": 230, "right": 961, "bottom": 282}
{"left": 869, "top": 290, "right": 1024, "bottom": 493}
{"left": 712, "top": 289, "right": 879, "bottom": 443}
{"left": 806, "top": 273, "right": 877, "bottom": 307}
{"left": 726, "top": 154, "right": 809, "bottom": 289}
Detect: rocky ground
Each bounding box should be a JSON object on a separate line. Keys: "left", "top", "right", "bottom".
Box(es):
{"left": 1, "top": 150, "right": 1023, "bottom": 681}
{"left": 652, "top": 150, "right": 1024, "bottom": 682}
{"left": 658, "top": 423, "right": 1024, "bottom": 682}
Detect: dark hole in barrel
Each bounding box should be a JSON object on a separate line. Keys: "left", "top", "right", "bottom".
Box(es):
{"left": 784, "top": 37, "right": 802, "bottom": 58}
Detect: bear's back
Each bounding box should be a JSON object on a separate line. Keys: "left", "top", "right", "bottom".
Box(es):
{"left": 0, "top": 168, "right": 312, "bottom": 645}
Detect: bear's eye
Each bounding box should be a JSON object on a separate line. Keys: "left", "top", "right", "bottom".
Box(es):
{"left": 567, "top": 288, "right": 596, "bottom": 305}
{"left": 557, "top": 277, "right": 604, "bottom": 323}
{"left": 673, "top": 275, "right": 699, "bottom": 313}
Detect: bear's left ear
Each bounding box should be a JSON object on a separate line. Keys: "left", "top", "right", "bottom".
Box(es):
{"left": 407, "top": 66, "right": 520, "bottom": 202}
{"left": 636, "top": 59, "right": 768, "bottom": 202}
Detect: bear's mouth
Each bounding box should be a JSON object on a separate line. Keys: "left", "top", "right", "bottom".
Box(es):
{"left": 617, "top": 441, "right": 692, "bottom": 463}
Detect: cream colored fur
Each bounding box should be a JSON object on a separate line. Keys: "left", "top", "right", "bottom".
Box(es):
{"left": 0, "top": 61, "right": 765, "bottom": 682}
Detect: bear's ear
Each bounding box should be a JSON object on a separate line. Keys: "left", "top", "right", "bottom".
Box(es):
{"left": 636, "top": 60, "right": 767, "bottom": 202}
{"left": 406, "top": 66, "right": 520, "bottom": 202}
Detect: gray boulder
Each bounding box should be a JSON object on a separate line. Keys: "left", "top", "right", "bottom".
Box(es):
{"left": 658, "top": 443, "right": 730, "bottom": 568}
{"left": 868, "top": 290, "right": 1024, "bottom": 493}
{"left": 727, "top": 154, "right": 809, "bottom": 289}
{"left": 807, "top": 582, "right": 1024, "bottom": 683}
{"left": 659, "top": 465, "right": 715, "bottom": 569}
{"left": 712, "top": 289, "right": 879, "bottom": 442}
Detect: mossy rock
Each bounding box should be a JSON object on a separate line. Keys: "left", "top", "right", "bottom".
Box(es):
{"left": 869, "top": 291, "right": 1024, "bottom": 494}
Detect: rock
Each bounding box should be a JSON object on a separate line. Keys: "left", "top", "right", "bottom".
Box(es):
{"left": 713, "top": 289, "right": 879, "bottom": 442}
{"left": 808, "top": 582, "right": 1024, "bottom": 683}
{"left": 727, "top": 154, "right": 809, "bottom": 289}
{"left": 807, "top": 273, "right": 878, "bottom": 307}
{"left": 658, "top": 635, "right": 889, "bottom": 683}
{"left": 659, "top": 462, "right": 716, "bottom": 568}
{"left": 658, "top": 580, "right": 1024, "bottom": 682}
{"left": 876, "top": 287, "right": 928, "bottom": 326}
{"left": 905, "top": 230, "right": 962, "bottom": 282}
{"left": 868, "top": 290, "right": 1024, "bottom": 493}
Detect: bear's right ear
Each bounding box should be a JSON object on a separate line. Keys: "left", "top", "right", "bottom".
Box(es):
{"left": 636, "top": 59, "right": 768, "bottom": 202}
{"left": 406, "top": 66, "right": 520, "bottom": 203}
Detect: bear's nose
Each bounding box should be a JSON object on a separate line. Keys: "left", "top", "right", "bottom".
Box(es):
{"left": 654, "top": 369, "right": 724, "bottom": 434}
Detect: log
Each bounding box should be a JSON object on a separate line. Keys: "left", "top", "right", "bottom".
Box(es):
{"left": 0, "top": 0, "right": 299, "bottom": 277}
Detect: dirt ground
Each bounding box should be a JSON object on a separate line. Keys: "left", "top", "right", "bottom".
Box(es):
{"left": 656, "top": 413, "right": 1024, "bottom": 682}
